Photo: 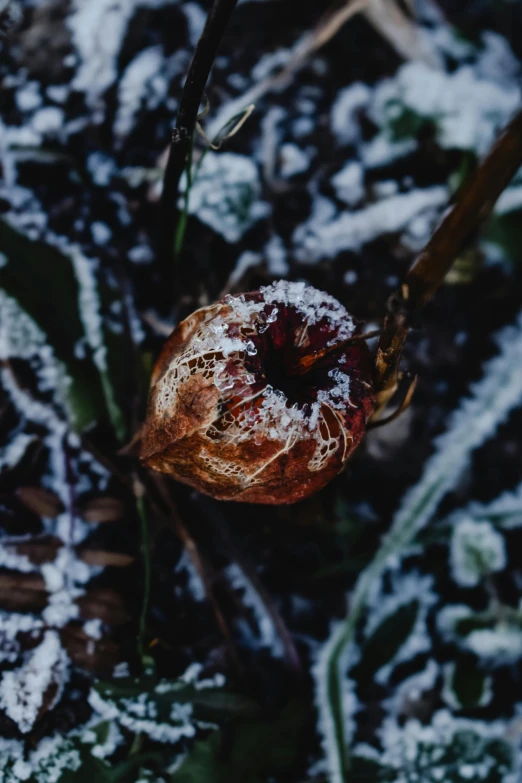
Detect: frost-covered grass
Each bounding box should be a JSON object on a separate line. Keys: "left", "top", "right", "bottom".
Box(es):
{"left": 315, "top": 308, "right": 522, "bottom": 782}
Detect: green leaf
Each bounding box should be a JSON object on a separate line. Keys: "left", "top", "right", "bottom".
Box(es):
{"left": 172, "top": 700, "right": 309, "bottom": 783}
{"left": 352, "top": 600, "right": 419, "bottom": 683}
{"left": 0, "top": 221, "right": 127, "bottom": 436}
{"left": 445, "top": 660, "right": 490, "bottom": 709}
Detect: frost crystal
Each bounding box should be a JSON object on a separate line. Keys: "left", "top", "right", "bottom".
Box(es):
{"left": 450, "top": 518, "right": 506, "bottom": 587}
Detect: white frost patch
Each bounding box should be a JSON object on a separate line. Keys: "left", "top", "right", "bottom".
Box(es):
{"left": 450, "top": 518, "right": 506, "bottom": 587}
{"left": 91, "top": 221, "right": 112, "bottom": 245}
{"left": 494, "top": 185, "right": 522, "bottom": 216}
{"left": 182, "top": 2, "right": 206, "bottom": 46}
{"left": 279, "top": 143, "right": 309, "bottom": 178}
{"left": 15, "top": 81, "right": 42, "bottom": 113}
{"left": 331, "top": 83, "right": 371, "bottom": 146}
{"left": 183, "top": 152, "right": 270, "bottom": 242}
{"left": 451, "top": 481, "right": 522, "bottom": 531}
{"left": 294, "top": 186, "right": 448, "bottom": 262}
{"left": 175, "top": 549, "right": 206, "bottom": 603}
{"left": 69, "top": 0, "right": 142, "bottom": 109}
{"left": 0, "top": 613, "right": 44, "bottom": 664}
{"left": 331, "top": 161, "right": 364, "bottom": 207}
{"left": 114, "top": 46, "right": 167, "bottom": 142}
{"left": 226, "top": 563, "right": 283, "bottom": 657}
{"left": 0, "top": 431, "right": 36, "bottom": 472}
{"left": 83, "top": 619, "right": 103, "bottom": 640}
{"left": 226, "top": 250, "right": 262, "bottom": 290}
{"left": 0, "top": 631, "right": 69, "bottom": 734}
{"left": 31, "top": 107, "right": 64, "bottom": 136}
{"left": 438, "top": 604, "right": 522, "bottom": 666}
{"left": 369, "top": 60, "right": 521, "bottom": 156}
{"left": 465, "top": 628, "right": 522, "bottom": 665}
{"left": 265, "top": 235, "right": 289, "bottom": 276}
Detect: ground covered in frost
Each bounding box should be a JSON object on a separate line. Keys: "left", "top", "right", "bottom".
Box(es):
{"left": 2, "top": 0, "right": 522, "bottom": 781}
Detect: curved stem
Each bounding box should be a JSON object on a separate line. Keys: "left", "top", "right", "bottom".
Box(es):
{"left": 374, "top": 108, "right": 522, "bottom": 414}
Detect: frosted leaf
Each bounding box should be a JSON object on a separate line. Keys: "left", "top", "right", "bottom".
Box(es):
{"left": 293, "top": 186, "right": 448, "bottom": 263}
{"left": 88, "top": 663, "right": 225, "bottom": 745}
{"left": 361, "top": 572, "right": 438, "bottom": 685}
{"left": 437, "top": 604, "right": 522, "bottom": 666}
{"left": 0, "top": 631, "right": 69, "bottom": 734}
{"left": 0, "top": 289, "right": 70, "bottom": 408}
{"left": 442, "top": 662, "right": 493, "bottom": 711}
{"left": 450, "top": 518, "right": 506, "bottom": 587}
{"left": 226, "top": 563, "right": 284, "bottom": 658}
{"left": 183, "top": 152, "right": 270, "bottom": 242}
{"left": 354, "top": 710, "right": 516, "bottom": 783}
{"left": 368, "top": 60, "right": 521, "bottom": 156}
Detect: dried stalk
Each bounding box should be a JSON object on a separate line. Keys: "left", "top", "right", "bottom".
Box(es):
{"left": 160, "top": 0, "right": 238, "bottom": 275}
{"left": 374, "top": 108, "right": 522, "bottom": 416}
{"left": 205, "top": 0, "right": 439, "bottom": 142}
{"left": 362, "top": 0, "right": 442, "bottom": 68}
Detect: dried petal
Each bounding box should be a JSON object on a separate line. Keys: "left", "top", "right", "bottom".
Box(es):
{"left": 16, "top": 486, "right": 64, "bottom": 518}
{"left": 76, "top": 588, "right": 130, "bottom": 625}
{"left": 4, "top": 535, "right": 62, "bottom": 565}
{"left": 77, "top": 548, "right": 135, "bottom": 567}
{"left": 81, "top": 496, "right": 125, "bottom": 524}
{"left": 0, "top": 572, "right": 48, "bottom": 613}
{"left": 142, "top": 281, "right": 374, "bottom": 503}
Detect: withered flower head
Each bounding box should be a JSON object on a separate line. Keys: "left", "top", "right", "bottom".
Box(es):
{"left": 141, "top": 281, "right": 374, "bottom": 504}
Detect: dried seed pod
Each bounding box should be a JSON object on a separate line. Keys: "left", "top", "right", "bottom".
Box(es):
{"left": 141, "top": 281, "right": 374, "bottom": 504}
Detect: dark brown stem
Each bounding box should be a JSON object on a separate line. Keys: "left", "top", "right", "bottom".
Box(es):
{"left": 374, "top": 107, "right": 522, "bottom": 415}
{"left": 160, "top": 0, "right": 238, "bottom": 280}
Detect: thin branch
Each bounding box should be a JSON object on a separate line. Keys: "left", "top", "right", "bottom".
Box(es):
{"left": 199, "top": 498, "right": 302, "bottom": 675}
{"left": 205, "top": 0, "right": 368, "bottom": 141}
{"left": 160, "top": 0, "right": 238, "bottom": 275}
{"left": 374, "top": 107, "right": 522, "bottom": 416}
{"left": 148, "top": 472, "right": 239, "bottom": 659}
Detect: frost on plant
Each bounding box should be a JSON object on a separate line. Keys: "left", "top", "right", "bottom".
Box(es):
{"left": 450, "top": 518, "right": 506, "bottom": 587}
{"left": 182, "top": 152, "right": 270, "bottom": 243}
